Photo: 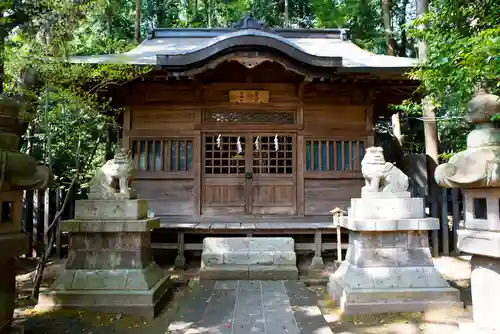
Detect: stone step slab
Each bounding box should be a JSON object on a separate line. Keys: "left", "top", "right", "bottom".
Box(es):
{"left": 200, "top": 237, "right": 298, "bottom": 280}
{"left": 200, "top": 265, "right": 298, "bottom": 280}
{"left": 203, "top": 237, "right": 294, "bottom": 253}
{"left": 201, "top": 251, "right": 296, "bottom": 266}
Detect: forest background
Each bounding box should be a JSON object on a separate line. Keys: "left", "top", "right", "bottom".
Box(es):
{"left": 0, "top": 0, "right": 499, "bottom": 190}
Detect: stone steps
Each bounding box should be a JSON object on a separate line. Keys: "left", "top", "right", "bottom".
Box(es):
{"left": 199, "top": 237, "right": 299, "bottom": 280}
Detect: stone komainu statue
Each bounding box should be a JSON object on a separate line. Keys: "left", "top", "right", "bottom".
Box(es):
{"left": 361, "top": 146, "right": 409, "bottom": 194}
{"left": 88, "top": 148, "right": 137, "bottom": 200}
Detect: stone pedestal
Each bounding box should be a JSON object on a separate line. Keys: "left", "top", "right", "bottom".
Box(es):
{"left": 327, "top": 193, "right": 461, "bottom": 315}
{"left": 38, "top": 199, "right": 170, "bottom": 319}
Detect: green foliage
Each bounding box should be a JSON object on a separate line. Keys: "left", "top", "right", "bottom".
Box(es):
{"left": 406, "top": 0, "right": 500, "bottom": 157}
{"left": 311, "top": 0, "right": 386, "bottom": 53}
{"left": 3, "top": 0, "right": 150, "bottom": 189}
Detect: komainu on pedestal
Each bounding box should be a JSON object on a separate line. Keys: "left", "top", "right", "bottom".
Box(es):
{"left": 327, "top": 146, "right": 461, "bottom": 315}
{"left": 435, "top": 88, "right": 500, "bottom": 333}
{"left": 38, "top": 149, "right": 170, "bottom": 319}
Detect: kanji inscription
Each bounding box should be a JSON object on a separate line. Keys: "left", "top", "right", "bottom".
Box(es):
{"left": 229, "top": 90, "right": 269, "bottom": 104}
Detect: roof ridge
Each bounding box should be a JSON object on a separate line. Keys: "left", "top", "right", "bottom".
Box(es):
{"left": 147, "top": 27, "right": 350, "bottom": 40}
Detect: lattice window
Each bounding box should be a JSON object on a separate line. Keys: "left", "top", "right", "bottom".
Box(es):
{"left": 131, "top": 139, "right": 193, "bottom": 172}
{"left": 305, "top": 140, "right": 365, "bottom": 172}
{"left": 203, "top": 110, "right": 295, "bottom": 124}
{"left": 204, "top": 135, "right": 246, "bottom": 175}
{"left": 253, "top": 136, "right": 293, "bottom": 174}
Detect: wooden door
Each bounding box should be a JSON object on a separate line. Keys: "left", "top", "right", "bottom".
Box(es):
{"left": 249, "top": 134, "right": 295, "bottom": 215}
{"left": 202, "top": 133, "right": 295, "bottom": 216}
{"left": 202, "top": 134, "right": 247, "bottom": 216}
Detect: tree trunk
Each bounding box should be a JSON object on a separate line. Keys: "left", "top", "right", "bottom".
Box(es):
{"left": 207, "top": 0, "right": 212, "bottom": 28}
{"left": 417, "top": 0, "right": 440, "bottom": 256}
{"left": 382, "top": 0, "right": 393, "bottom": 55}
{"left": 416, "top": 0, "right": 428, "bottom": 60}
{"left": 284, "top": 0, "right": 289, "bottom": 24}
{"left": 0, "top": 35, "right": 4, "bottom": 94}
{"left": 398, "top": 0, "right": 408, "bottom": 57}
{"left": 135, "top": 0, "right": 141, "bottom": 44}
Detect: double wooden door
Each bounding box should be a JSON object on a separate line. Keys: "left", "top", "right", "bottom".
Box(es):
{"left": 202, "top": 133, "right": 296, "bottom": 216}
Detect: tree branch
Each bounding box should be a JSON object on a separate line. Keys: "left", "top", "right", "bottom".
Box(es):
{"left": 31, "top": 131, "right": 105, "bottom": 299}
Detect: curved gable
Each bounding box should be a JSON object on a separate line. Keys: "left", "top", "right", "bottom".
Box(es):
{"left": 156, "top": 30, "right": 342, "bottom": 68}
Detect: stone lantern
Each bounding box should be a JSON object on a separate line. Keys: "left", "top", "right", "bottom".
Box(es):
{"left": 435, "top": 89, "right": 500, "bottom": 333}
{"left": 0, "top": 96, "right": 50, "bottom": 333}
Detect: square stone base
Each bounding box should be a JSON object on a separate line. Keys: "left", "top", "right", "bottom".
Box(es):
{"left": 328, "top": 276, "right": 462, "bottom": 315}
{"left": 38, "top": 275, "right": 171, "bottom": 319}
{"left": 199, "top": 265, "right": 298, "bottom": 280}
{"left": 467, "top": 255, "right": 500, "bottom": 331}
{"left": 327, "top": 229, "right": 462, "bottom": 315}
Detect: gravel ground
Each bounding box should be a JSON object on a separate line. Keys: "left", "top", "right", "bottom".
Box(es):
{"left": 12, "top": 256, "right": 473, "bottom": 334}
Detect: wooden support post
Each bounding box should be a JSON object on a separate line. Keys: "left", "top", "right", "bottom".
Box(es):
{"left": 430, "top": 200, "right": 439, "bottom": 257}
{"left": 43, "top": 187, "right": 50, "bottom": 252}
{"left": 451, "top": 188, "right": 460, "bottom": 255}
{"left": 337, "top": 225, "right": 342, "bottom": 262}
{"left": 440, "top": 188, "right": 449, "bottom": 255}
{"left": 308, "top": 229, "right": 325, "bottom": 275}
{"left": 33, "top": 190, "right": 43, "bottom": 257}
{"left": 55, "top": 187, "right": 62, "bottom": 259}
{"left": 174, "top": 231, "right": 186, "bottom": 269}
{"left": 23, "top": 190, "right": 34, "bottom": 257}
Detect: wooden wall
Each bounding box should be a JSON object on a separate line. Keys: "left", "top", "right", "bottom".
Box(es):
{"left": 121, "top": 63, "right": 375, "bottom": 219}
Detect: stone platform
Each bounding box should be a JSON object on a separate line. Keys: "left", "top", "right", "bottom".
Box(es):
{"left": 38, "top": 200, "right": 170, "bottom": 319}
{"left": 200, "top": 237, "right": 298, "bottom": 280}
{"left": 328, "top": 194, "right": 461, "bottom": 314}
{"left": 167, "top": 280, "right": 332, "bottom": 334}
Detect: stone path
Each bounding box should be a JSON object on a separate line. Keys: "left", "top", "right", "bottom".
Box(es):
{"left": 167, "top": 280, "right": 333, "bottom": 334}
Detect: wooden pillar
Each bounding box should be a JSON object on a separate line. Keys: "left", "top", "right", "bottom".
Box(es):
{"left": 122, "top": 108, "right": 131, "bottom": 151}
{"left": 296, "top": 135, "right": 304, "bottom": 216}
{"left": 193, "top": 132, "right": 202, "bottom": 219}
{"left": 23, "top": 190, "right": 34, "bottom": 257}
{"left": 55, "top": 187, "right": 62, "bottom": 259}
{"left": 43, "top": 188, "right": 50, "bottom": 252}
{"left": 451, "top": 188, "right": 460, "bottom": 255}
{"left": 366, "top": 105, "right": 375, "bottom": 147}
{"left": 296, "top": 78, "right": 308, "bottom": 217}
{"left": 440, "top": 188, "right": 449, "bottom": 255}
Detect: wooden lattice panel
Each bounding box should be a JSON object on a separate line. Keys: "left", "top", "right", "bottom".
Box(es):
{"left": 253, "top": 135, "right": 293, "bottom": 174}
{"left": 305, "top": 139, "right": 365, "bottom": 172}
{"left": 203, "top": 110, "right": 295, "bottom": 124}
{"left": 204, "top": 135, "right": 246, "bottom": 175}
{"left": 131, "top": 139, "right": 193, "bottom": 172}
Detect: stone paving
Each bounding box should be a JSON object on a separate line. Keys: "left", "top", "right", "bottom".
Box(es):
{"left": 167, "top": 280, "right": 333, "bottom": 334}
